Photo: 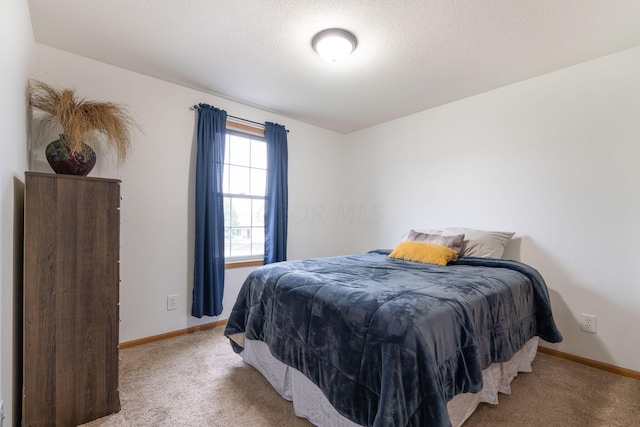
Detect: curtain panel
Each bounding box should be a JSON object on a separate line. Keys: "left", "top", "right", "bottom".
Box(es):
{"left": 192, "top": 104, "right": 227, "bottom": 317}
{"left": 264, "top": 122, "right": 288, "bottom": 264}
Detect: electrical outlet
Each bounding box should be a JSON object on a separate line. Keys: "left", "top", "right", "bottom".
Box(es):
{"left": 167, "top": 295, "right": 178, "bottom": 311}
{"left": 580, "top": 313, "right": 597, "bottom": 334}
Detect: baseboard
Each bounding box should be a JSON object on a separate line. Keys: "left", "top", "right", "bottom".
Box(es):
{"left": 538, "top": 346, "right": 640, "bottom": 380}
{"left": 119, "top": 319, "right": 228, "bottom": 349}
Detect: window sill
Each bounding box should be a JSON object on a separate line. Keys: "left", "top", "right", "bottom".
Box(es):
{"left": 225, "top": 259, "right": 264, "bottom": 269}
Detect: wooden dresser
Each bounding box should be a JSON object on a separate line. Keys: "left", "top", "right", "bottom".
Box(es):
{"left": 22, "top": 172, "right": 121, "bottom": 426}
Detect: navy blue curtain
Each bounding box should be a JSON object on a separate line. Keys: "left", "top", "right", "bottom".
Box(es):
{"left": 192, "top": 104, "right": 227, "bottom": 317}
{"left": 264, "top": 122, "right": 288, "bottom": 264}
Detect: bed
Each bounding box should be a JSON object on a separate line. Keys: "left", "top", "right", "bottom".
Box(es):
{"left": 224, "top": 240, "right": 563, "bottom": 427}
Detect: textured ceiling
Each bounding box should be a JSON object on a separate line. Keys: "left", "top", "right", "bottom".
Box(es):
{"left": 28, "top": 0, "right": 640, "bottom": 133}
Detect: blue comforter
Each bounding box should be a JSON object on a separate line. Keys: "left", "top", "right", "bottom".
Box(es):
{"left": 224, "top": 250, "right": 562, "bottom": 427}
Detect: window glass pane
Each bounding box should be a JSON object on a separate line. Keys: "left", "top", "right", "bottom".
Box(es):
{"left": 224, "top": 235, "right": 231, "bottom": 257}
{"left": 251, "top": 227, "right": 265, "bottom": 255}
{"left": 228, "top": 165, "right": 250, "bottom": 195}
{"left": 222, "top": 162, "right": 230, "bottom": 193}
{"left": 224, "top": 197, "right": 232, "bottom": 228}
{"left": 250, "top": 168, "right": 266, "bottom": 196}
{"left": 224, "top": 197, "right": 233, "bottom": 257}
{"left": 229, "top": 134, "right": 251, "bottom": 166}
{"left": 224, "top": 136, "right": 231, "bottom": 166}
{"left": 252, "top": 199, "right": 265, "bottom": 227}
{"left": 229, "top": 227, "right": 251, "bottom": 257}
{"left": 251, "top": 140, "right": 267, "bottom": 170}
{"left": 232, "top": 198, "right": 252, "bottom": 227}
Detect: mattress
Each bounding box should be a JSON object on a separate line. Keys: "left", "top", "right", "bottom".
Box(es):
{"left": 241, "top": 336, "right": 539, "bottom": 427}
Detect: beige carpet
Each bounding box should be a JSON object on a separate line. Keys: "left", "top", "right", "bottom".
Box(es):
{"left": 82, "top": 327, "right": 639, "bottom": 427}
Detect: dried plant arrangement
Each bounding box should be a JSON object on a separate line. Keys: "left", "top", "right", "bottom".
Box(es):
{"left": 28, "top": 79, "right": 139, "bottom": 165}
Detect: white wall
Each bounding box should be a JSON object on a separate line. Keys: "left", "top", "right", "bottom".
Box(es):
{"left": 0, "top": 0, "right": 33, "bottom": 424}
{"left": 344, "top": 47, "right": 640, "bottom": 372}
{"left": 33, "top": 45, "right": 348, "bottom": 343}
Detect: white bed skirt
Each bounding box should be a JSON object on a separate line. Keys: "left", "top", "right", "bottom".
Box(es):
{"left": 241, "top": 337, "right": 539, "bottom": 427}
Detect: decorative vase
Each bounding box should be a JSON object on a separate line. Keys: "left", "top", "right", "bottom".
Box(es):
{"left": 45, "top": 135, "right": 97, "bottom": 176}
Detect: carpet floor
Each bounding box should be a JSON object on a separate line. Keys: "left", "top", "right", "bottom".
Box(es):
{"left": 82, "top": 326, "right": 639, "bottom": 426}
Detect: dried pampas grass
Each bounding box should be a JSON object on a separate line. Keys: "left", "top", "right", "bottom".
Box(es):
{"left": 28, "top": 79, "right": 140, "bottom": 164}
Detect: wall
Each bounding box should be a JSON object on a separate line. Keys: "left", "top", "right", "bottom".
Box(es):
{"left": 344, "top": 47, "right": 640, "bottom": 372}
{"left": 33, "top": 45, "right": 348, "bottom": 343}
{"left": 31, "top": 31, "right": 640, "bottom": 378}
{"left": 0, "top": 0, "right": 33, "bottom": 424}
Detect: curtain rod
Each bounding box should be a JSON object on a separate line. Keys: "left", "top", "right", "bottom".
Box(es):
{"left": 191, "top": 105, "right": 289, "bottom": 132}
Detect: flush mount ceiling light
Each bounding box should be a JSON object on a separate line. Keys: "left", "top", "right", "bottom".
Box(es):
{"left": 312, "top": 28, "right": 357, "bottom": 63}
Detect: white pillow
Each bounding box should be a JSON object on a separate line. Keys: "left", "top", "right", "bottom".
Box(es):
{"left": 442, "top": 227, "right": 515, "bottom": 258}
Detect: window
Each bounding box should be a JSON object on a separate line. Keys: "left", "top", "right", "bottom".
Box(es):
{"left": 223, "top": 128, "right": 266, "bottom": 261}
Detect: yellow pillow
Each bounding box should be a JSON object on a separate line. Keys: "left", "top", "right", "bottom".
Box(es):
{"left": 388, "top": 241, "right": 458, "bottom": 266}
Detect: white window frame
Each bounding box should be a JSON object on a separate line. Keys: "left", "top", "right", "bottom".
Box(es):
{"left": 223, "top": 122, "right": 266, "bottom": 267}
